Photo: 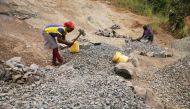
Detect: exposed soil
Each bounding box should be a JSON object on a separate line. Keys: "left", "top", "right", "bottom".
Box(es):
{"left": 0, "top": 0, "right": 189, "bottom": 109}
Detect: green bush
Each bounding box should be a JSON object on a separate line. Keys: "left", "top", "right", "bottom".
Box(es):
{"left": 109, "top": 0, "right": 190, "bottom": 38}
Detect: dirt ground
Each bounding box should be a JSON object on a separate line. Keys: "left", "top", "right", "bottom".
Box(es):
{"left": 0, "top": 0, "right": 175, "bottom": 65}
{"left": 0, "top": 0, "right": 189, "bottom": 108}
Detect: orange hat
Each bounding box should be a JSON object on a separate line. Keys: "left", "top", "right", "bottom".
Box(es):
{"left": 64, "top": 21, "right": 75, "bottom": 30}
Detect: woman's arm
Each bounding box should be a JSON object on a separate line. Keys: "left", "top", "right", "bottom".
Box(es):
{"left": 57, "top": 35, "right": 73, "bottom": 47}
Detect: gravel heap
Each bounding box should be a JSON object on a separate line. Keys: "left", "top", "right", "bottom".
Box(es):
{"left": 171, "top": 37, "right": 190, "bottom": 52}
{"left": 0, "top": 70, "right": 149, "bottom": 109}
{"left": 61, "top": 43, "right": 127, "bottom": 75}
{"left": 0, "top": 44, "right": 150, "bottom": 109}
{"left": 149, "top": 55, "right": 190, "bottom": 109}
{"left": 124, "top": 40, "right": 167, "bottom": 57}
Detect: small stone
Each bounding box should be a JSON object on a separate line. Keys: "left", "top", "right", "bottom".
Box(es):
{"left": 146, "top": 52, "right": 154, "bottom": 57}
{"left": 26, "top": 75, "right": 40, "bottom": 84}
{"left": 12, "top": 74, "right": 22, "bottom": 82}
{"left": 110, "top": 24, "right": 121, "bottom": 29}
{"left": 15, "top": 64, "right": 24, "bottom": 68}
{"left": 30, "top": 64, "right": 39, "bottom": 72}
{"left": 165, "top": 52, "right": 173, "bottom": 57}
{"left": 157, "top": 51, "right": 166, "bottom": 57}
{"left": 23, "top": 72, "right": 36, "bottom": 79}
{"left": 5, "top": 57, "right": 22, "bottom": 68}
{"left": 17, "top": 80, "right": 25, "bottom": 84}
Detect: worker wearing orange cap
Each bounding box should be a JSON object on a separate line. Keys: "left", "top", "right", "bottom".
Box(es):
{"left": 42, "top": 21, "right": 80, "bottom": 66}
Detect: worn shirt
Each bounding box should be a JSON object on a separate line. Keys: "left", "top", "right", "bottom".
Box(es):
{"left": 143, "top": 27, "right": 153, "bottom": 37}
{"left": 44, "top": 24, "right": 67, "bottom": 38}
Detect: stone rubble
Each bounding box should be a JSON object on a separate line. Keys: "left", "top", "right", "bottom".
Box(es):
{"left": 0, "top": 57, "right": 44, "bottom": 84}
{"left": 95, "top": 24, "right": 128, "bottom": 38}
{"left": 0, "top": 44, "right": 150, "bottom": 109}
{"left": 110, "top": 24, "right": 121, "bottom": 29}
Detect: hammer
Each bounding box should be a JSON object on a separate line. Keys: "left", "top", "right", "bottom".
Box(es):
{"left": 60, "top": 29, "right": 86, "bottom": 50}
{"left": 72, "top": 29, "right": 86, "bottom": 42}
{"left": 77, "top": 29, "right": 101, "bottom": 46}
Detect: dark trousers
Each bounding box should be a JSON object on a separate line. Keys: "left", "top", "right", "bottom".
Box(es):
{"left": 52, "top": 48, "right": 63, "bottom": 64}
{"left": 144, "top": 35, "right": 154, "bottom": 42}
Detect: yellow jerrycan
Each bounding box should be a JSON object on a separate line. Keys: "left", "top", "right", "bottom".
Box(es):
{"left": 117, "top": 54, "right": 129, "bottom": 63}
{"left": 112, "top": 51, "right": 122, "bottom": 63}
{"left": 69, "top": 41, "right": 80, "bottom": 53}
{"left": 112, "top": 51, "right": 129, "bottom": 63}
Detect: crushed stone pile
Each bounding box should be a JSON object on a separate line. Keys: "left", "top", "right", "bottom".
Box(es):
{"left": 171, "top": 37, "right": 190, "bottom": 52}
{"left": 61, "top": 43, "right": 127, "bottom": 75}
{"left": 0, "top": 68, "right": 149, "bottom": 108}
{"left": 125, "top": 40, "right": 168, "bottom": 57}
{"left": 0, "top": 44, "right": 150, "bottom": 108}
{"left": 149, "top": 55, "right": 190, "bottom": 109}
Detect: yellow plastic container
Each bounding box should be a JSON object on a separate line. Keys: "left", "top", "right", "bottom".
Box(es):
{"left": 69, "top": 41, "right": 80, "bottom": 53}
{"left": 117, "top": 54, "right": 129, "bottom": 63}
{"left": 112, "top": 51, "right": 122, "bottom": 63}
{"left": 112, "top": 51, "right": 129, "bottom": 63}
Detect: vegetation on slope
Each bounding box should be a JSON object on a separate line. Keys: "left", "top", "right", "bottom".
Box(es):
{"left": 108, "top": 0, "right": 190, "bottom": 38}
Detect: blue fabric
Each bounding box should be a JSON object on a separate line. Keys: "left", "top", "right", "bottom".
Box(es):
{"left": 45, "top": 24, "right": 63, "bottom": 28}
{"left": 49, "top": 28, "right": 64, "bottom": 38}
{"left": 58, "top": 28, "right": 64, "bottom": 35}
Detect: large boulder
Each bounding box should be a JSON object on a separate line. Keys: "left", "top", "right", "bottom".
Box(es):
{"left": 114, "top": 63, "right": 135, "bottom": 79}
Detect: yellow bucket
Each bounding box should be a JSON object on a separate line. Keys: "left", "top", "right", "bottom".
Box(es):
{"left": 117, "top": 54, "right": 129, "bottom": 63}
{"left": 69, "top": 41, "right": 80, "bottom": 53}
{"left": 112, "top": 51, "right": 129, "bottom": 63}
{"left": 112, "top": 51, "right": 122, "bottom": 63}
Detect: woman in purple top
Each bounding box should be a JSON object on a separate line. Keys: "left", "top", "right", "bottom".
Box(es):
{"left": 133, "top": 25, "right": 154, "bottom": 43}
